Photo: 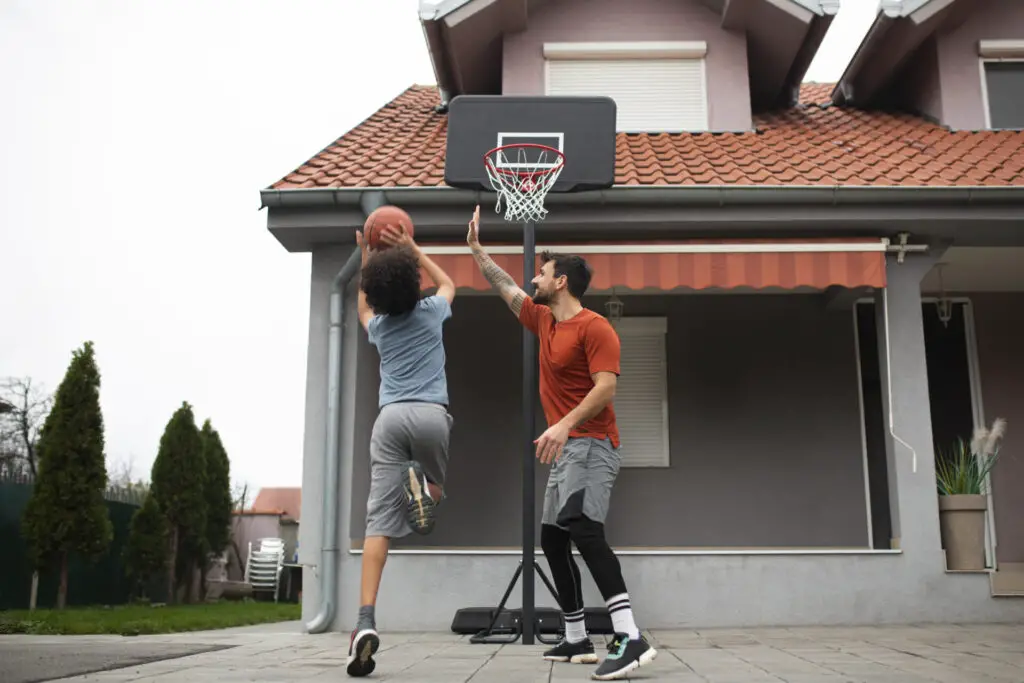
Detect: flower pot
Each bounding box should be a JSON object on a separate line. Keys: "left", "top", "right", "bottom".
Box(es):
{"left": 938, "top": 494, "right": 988, "bottom": 570}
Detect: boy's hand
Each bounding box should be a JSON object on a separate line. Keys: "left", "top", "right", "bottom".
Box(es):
{"left": 355, "top": 230, "right": 370, "bottom": 264}
{"left": 380, "top": 223, "right": 417, "bottom": 251}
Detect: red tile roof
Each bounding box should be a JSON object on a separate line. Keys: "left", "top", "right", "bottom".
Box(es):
{"left": 251, "top": 487, "right": 301, "bottom": 520}
{"left": 271, "top": 83, "right": 1024, "bottom": 190}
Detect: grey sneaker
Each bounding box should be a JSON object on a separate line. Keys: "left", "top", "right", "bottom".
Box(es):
{"left": 402, "top": 460, "right": 437, "bottom": 535}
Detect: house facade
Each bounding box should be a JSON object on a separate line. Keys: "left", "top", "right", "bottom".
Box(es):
{"left": 262, "top": 0, "right": 1024, "bottom": 632}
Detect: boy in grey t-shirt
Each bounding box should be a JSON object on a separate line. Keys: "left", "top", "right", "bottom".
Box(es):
{"left": 346, "top": 221, "right": 457, "bottom": 678}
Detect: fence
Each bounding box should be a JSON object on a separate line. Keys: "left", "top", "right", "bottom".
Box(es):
{"left": 0, "top": 471, "right": 157, "bottom": 610}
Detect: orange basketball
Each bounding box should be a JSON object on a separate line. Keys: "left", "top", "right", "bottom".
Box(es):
{"left": 364, "top": 205, "right": 414, "bottom": 250}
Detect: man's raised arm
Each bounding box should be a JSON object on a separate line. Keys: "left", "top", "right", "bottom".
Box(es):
{"left": 466, "top": 205, "right": 529, "bottom": 316}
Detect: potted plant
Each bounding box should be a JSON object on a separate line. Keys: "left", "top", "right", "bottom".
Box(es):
{"left": 936, "top": 418, "right": 1006, "bottom": 571}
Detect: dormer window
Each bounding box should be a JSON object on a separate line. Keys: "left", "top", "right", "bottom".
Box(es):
{"left": 979, "top": 40, "right": 1024, "bottom": 130}
{"left": 542, "top": 41, "right": 709, "bottom": 133}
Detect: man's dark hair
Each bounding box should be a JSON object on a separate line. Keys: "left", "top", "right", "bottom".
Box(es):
{"left": 541, "top": 251, "right": 592, "bottom": 300}
{"left": 360, "top": 246, "right": 422, "bottom": 316}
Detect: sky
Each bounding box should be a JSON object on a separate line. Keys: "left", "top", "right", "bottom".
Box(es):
{"left": 0, "top": 0, "right": 878, "bottom": 494}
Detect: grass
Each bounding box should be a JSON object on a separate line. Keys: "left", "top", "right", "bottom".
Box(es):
{"left": 0, "top": 600, "right": 300, "bottom": 636}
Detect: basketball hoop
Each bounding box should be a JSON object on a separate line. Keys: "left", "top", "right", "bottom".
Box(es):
{"left": 483, "top": 143, "right": 565, "bottom": 223}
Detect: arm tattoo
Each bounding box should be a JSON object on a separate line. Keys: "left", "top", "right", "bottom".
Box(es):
{"left": 474, "top": 251, "right": 524, "bottom": 314}
{"left": 509, "top": 291, "right": 525, "bottom": 316}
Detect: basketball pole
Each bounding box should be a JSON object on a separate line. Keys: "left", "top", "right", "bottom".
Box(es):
{"left": 521, "top": 219, "right": 537, "bottom": 646}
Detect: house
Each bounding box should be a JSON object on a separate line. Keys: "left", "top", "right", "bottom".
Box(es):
{"left": 261, "top": 0, "right": 1024, "bottom": 633}
{"left": 229, "top": 487, "right": 301, "bottom": 580}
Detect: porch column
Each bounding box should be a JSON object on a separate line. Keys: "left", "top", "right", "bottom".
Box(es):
{"left": 873, "top": 245, "right": 948, "bottom": 559}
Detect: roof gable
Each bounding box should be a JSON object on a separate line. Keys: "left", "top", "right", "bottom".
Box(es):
{"left": 420, "top": 0, "right": 838, "bottom": 110}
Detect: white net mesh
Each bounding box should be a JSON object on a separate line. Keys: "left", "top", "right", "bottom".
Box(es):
{"left": 484, "top": 145, "right": 564, "bottom": 223}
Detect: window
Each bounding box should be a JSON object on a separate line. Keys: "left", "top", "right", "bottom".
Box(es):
{"left": 979, "top": 41, "right": 1024, "bottom": 129}
{"left": 544, "top": 41, "right": 708, "bottom": 133}
{"left": 613, "top": 317, "right": 670, "bottom": 467}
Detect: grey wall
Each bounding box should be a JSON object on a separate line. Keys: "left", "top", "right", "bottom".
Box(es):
{"left": 501, "top": 0, "right": 753, "bottom": 132}
{"left": 969, "top": 293, "right": 1024, "bottom": 564}
{"left": 349, "top": 293, "right": 870, "bottom": 549}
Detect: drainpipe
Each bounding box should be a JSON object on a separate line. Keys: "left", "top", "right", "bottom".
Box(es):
{"left": 305, "top": 190, "right": 386, "bottom": 634}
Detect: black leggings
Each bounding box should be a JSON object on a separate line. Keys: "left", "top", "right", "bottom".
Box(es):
{"left": 541, "top": 517, "right": 627, "bottom": 613}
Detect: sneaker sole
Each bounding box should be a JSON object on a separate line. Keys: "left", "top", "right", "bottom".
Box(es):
{"left": 345, "top": 631, "right": 380, "bottom": 677}
{"left": 544, "top": 653, "right": 600, "bottom": 664}
{"left": 591, "top": 647, "right": 658, "bottom": 680}
{"left": 404, "top": 462, "right": 436, "bottom": 535}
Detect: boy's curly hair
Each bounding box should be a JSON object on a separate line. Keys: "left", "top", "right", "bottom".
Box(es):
{"left": 360, "top": 246, "right": 422, "bottom": 316}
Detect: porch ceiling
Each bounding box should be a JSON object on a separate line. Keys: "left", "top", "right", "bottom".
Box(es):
{"left": 420, "top": 0, "right": 837, "bottom": 110}
{"left": 921, "top": 247, "right": 1024, "bottom": 293}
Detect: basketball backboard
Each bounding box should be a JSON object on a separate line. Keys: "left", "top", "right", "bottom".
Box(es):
{"left": 444, "top": 95, "right": 617, "bottom": 194}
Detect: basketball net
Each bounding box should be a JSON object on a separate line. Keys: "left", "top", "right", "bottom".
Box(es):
{"left": 484, "top": 144, "right": 565, "bottom": 223}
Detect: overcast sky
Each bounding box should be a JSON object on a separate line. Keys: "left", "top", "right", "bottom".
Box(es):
{"left": 0, "top": 0, "right": 878, "bottom": 494}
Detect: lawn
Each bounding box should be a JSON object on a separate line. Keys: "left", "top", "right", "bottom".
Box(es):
{"left": 0, "top": 600, "right": 301, "bottom": 635}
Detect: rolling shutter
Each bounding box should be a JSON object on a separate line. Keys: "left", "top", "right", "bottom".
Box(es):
{"left": 613, "top": 317, "right": 670, "bottom": 467}
{"left": 546, "top": 59, "right": 708, "bottom": 132}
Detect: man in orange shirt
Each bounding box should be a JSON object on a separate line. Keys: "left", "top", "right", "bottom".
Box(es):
{"left": 467, "top": 206, "right": 657, "bottom": 681}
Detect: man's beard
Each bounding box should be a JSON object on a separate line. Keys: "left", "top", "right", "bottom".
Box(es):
{"left": 532, "top": 289, "right": 551, "bottom": 305}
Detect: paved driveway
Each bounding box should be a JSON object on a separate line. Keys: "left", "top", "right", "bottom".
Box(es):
{"left": 2, "top": 622, "right": 1023, "bottom": 682}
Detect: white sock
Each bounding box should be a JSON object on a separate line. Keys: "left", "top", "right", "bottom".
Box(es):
{"left": 563, "top": 608, "right": 587, "bottom": 643}
{"left": 606, "top": 593, "right": 640, "bottom": 640}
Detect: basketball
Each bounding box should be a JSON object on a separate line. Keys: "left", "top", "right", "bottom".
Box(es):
{"left": 364, "top": 205, "right": 414, "bottom": 250}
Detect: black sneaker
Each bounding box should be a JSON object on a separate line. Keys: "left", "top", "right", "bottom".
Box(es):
{"left": 402, "top": 460, "right": 437, "bottom": 535}
{"left": 345, "top": 628, "right": 380, "bottom": 677}
{"left": 542, "top": 637, "right": 599, "bottom": 664}
{"left": 591, "top": 633, "right": 657, "bottom": 680}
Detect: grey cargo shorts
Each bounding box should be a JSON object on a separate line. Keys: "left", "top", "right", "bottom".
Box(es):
{"left": 542, "top": 436, "right": 622, "bottom": 529}
{"left": 365, "top": 401, "right": 453, "bottom": 539}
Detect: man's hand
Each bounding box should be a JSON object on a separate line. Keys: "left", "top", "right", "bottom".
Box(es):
{"left": 466, "top": 204, "right": 481, "bottom": 249}
{"left": 535, "top": 421, "right": 571, "bottom": 465}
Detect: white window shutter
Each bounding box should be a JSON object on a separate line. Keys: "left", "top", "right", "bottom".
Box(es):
{"left": 613, "top": 317, "right": 670, "bottom": 467}
{"left": 545, "top": 59, "right": 708, "bottom": 132}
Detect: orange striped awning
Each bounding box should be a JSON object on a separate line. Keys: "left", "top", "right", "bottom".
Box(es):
{"left": 419, "top": 238, "right": 887, "bottom": 291}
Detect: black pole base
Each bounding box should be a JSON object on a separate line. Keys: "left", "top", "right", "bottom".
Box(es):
{"left": 468, "top": 559, "right": 564, "bottom": 646}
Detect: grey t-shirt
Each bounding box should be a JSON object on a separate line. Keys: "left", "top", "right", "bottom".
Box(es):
{"left": 367, "top": 295, "right": 452, "bottom": 408}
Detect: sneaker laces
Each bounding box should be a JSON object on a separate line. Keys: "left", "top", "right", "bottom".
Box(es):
{"left": 607, "top": 633, "right": 628, "bottom": 653}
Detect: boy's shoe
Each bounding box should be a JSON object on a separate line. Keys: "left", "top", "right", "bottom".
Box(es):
{"left": 402, "top": 460, "right": 437, "bottom": 535}
{"left": 542, "top": 637, "right": 600, "bottom": 664}
{"left": 591, "top": 633, "right": 657, "bottom": 680}
{"left": 346, "top": 628, "right": 380, "bottom": 677}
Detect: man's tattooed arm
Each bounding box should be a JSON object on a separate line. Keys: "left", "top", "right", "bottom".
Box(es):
{"left": 471, "top": 246, "right": 528, "bottom": 316}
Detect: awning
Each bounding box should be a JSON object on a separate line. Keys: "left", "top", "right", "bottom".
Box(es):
{"left": 418, "top": 238, "right": 887, "bottom": 291}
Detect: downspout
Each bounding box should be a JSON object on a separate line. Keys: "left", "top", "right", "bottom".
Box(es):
{"left": 305, "top": 190, "right": 386, "bottom": 634}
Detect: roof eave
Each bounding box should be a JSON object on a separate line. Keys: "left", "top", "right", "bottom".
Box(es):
{"left": 779, "top": 8, "right": 840, "bottom": 106}
{"left": 260, "top": 184, "right": 1024, "bottom": 211}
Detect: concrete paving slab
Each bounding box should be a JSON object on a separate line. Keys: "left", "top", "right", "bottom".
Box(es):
{"left": 3, "top": 622, "right": 1023, "bottom": 682}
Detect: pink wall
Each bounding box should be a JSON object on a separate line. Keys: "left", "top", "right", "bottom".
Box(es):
{"left": 908, "top": 0, "right": 1024, "bottom": 130}
{"left": 501, "top": 0, "right": 752, "bottom": 131}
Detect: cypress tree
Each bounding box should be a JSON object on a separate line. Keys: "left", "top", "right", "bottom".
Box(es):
{"left": 149, "top": 402, "right": 205, "bottom": 603}
{"left": 21, "top": 341, "right": 112, "bottom": 609}
{"left": 123, "top": 493, "right": 169, "bottom": 599}
{"left": 200, "top": 419, "right": 232, "bottom": 594}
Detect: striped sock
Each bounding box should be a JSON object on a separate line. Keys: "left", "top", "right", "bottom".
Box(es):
{"left": 564, "top": 608, "right": 587, "bottom": 643}
{"left": 606, "top": 593, "right": 640, "bottom": 640}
